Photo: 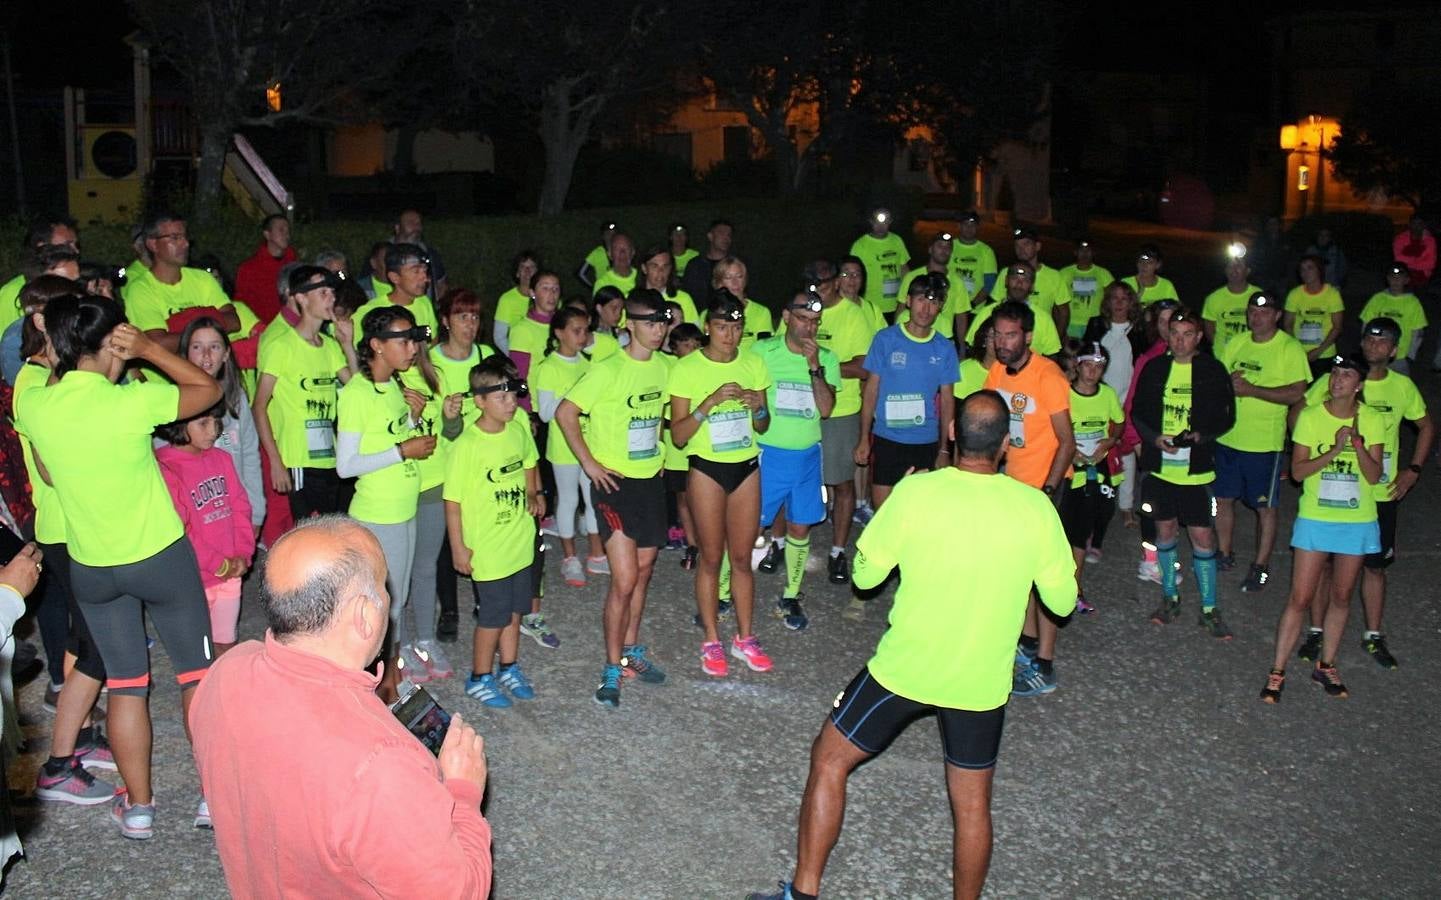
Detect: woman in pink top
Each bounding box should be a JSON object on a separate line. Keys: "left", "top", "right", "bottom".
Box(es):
{"left": 157, "top": 405, "right": 255, "bottom": 656}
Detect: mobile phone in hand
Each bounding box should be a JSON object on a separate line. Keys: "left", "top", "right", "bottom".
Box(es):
{"left": 390, "top": 682, "right": 452, "bottom": 756}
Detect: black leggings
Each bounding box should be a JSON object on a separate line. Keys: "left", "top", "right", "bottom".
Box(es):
{"left": 69, "top": 538, "right": 213, "bottom": 696}
{"left": 288, "top": 467, "right": 343, "bottom": 520}
{"left": 1060, "top": 482, "right": 1118, "bottom": 550}
{"left": 35, "top": 542, "right": 106, "bottom": 683}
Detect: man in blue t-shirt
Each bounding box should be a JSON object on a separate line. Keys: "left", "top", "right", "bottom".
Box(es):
{"left": 855, "top": 274, "right": 960, "bottom": 512}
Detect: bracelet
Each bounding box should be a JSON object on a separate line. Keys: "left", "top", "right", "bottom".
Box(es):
{"left": 692, "top": 410, "right": 707, "bottom": 423}
{"left": 753, "top": 406, "right": 769, "bottom": 420}
{"left": 394, "top": 441, "right": 405, "bottom": 460}
{"left": 1408, "top": 463, "right": 1423, "bottom": 475}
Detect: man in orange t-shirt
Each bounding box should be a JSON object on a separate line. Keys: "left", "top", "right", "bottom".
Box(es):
{"left": 983, "top": 301, "right": 1075, "bottom": 698}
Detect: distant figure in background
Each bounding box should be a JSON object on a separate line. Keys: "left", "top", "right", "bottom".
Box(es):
{"left": 234, "top": 215, "right": 297, "bottom": 324}
{"left": 680, "top": 219, "right": 737, "bottom": 303}
{"left": 1392, "top": 215, "right": 1435, "bottom": 291}
{"left": 393, "top": 208, "right": 448, "bottom": 299}
{"left": 1249, "top": 216, "right": 1294, "bottom": 296}
{"left": 1304, "top": 227, "right": 1348, "bottom": 288}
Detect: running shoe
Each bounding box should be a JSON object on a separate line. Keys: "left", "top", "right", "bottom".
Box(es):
{"left": 718, "top": 597, "right": 733, "bottom": 620}
{"left": 1075, "top": 594, "right": 1095, "bottom": 614}
{"left": 436, "top": 612, "right": 459, "bottom": 643}
{"left": 539, "top": 516, "right": 558, "bottom": 536}
{"left": 34, "top": 759, "right": 115, "bottom": 806}
{"left": 398, "top": 643, "right": 433, "bottom": 684}
{"left": 621, "top": 644, "right": 667, "bottom": 684}
{"left": 586, "top": 555, "right": 611, "bottom": 576}
{"left": 1011, "top": 662, "right": 1056, "bottom": 697}
{"left": 195, "top": 797, "right": 212, "bottom": 829}
{"left": 776, "top": 595, "right": 809, "bottom": 631}
{"left": 1216, "top": 552, "right": 1236, "bottom": 572}
{"left": 842, "top": 597, "right": 867, "bottom": 621}
{"left": 1240, "top": 564, "right": 1270, "bottom": 593}
{"left": 1296, "top": 629, "right": 1323, "bottom": 662}
{"left": 561, "top": 555, "right": 586, "bottom": 587}
{"left": 111, "top": 790, "right": 156, "bottom": 840}
{"left": 731, "top": 635, "right": 774, "bottom": 672}
{"left": 497, "top": 663, "right": 536, "bottom": 700}
{"left": 1014, "top": 642, "right": 1038, "bottom": 668}
{"left": 701, "top": 640, "right": 728, "bottom": 677}
{"left": 827, "top": 551, "right": 849, "bottom": 585}
{"left": 464, "top": 673, "right": 512, "bottom": 708}
{"left": 1137, "top": 559, "right": 1161, "bottom": 583}
{"left": 681, "top": 545, "right": 698, "bottom": 570}
{"left": 852, "top": 502, "right": 875, "bottom": 526}
{"left": 74, "top": 729, "right": 117, "bottom": 772}
{"left": 1363, "top": 634, "right": 1399, "bottom": 669}
{"left": 595, "top": 664, "right": 622, "bottom": 709}
{"left": 1084, "top": 547, "right": 1103, "bottom": 565}
{"left": 1149, "top": 596, "right": 1181, "bottom": 625}
{"left": 757, "top": 541, "right": 782, "bottom": 574}
{"left": 1311, "top": 663, "right": 1349, "bottom": 698}
{"left": 746, "top": 882, "right": 798, "bottom": 900}
{"left": 1259, "top": 669, "right": 1285, "bottom": 704}
{"left": 665, "top": 526, "right": 687, "bottom": 550}
{"left": 1199, "top": 608, "right": 1233, "bottom": 640}
{"left": 414, "top": 639, "right": 454, "bottom": 679}
{"left": 520, "top": 613, "right": 561, "bottom": 649}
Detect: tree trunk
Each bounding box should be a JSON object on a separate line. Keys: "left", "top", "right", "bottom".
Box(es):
{"left": 194, "top": 124, "right": 232, "bottom": 228}
{"left": 536, "top": 79, "right": 601, "bottom": 217}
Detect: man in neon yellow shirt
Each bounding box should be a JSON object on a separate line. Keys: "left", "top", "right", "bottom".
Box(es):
{"left": 121, "top": 212, "right": 242, "bottom": 351}
{"left": 1359, "top": 263, "right": 1427, "bottom": 374}
{"left": 0, "top": 217, "right": 78, "bottom": 335}
{"left": 353, "top": 244, "right": 440, "bottom": 345}
{"left": 1201, "top": 245, "right": 1261, "bottom": 355}
{"left": 556, "top": 290, "right": 674, "bottom": 709}
{"left": 848, "top": 207, "right": 911, "bottom": 316}
{"left": 950, "top": 210, "right": 997, "bottom": 309}
{"left": 987, "top": 226, "right": 1069, "bottom": 336}
{"left": 669, "top": 223, "right": 698, "bottom": 276}
{"left": 1214, "top": 292, "right": 1309, "bottom": 594}
{"left": 807, "top": 259, "right": 877, "bottom": 584}
{"left": 747, "top": 392, "right": 1075, "bottom": 900}
{"left": 1058, "top": 238, "right": 1114, "bottom": 339}
{"left": 591, "top": 232, "right": 637, "bottom": 297}
{"left": 971, "top": 264, "right": 1062, "bottom": 356}
{"left": 898, "top": 232, "right": 970, "bottom": 340}
{"left": 1131, "top": 310, "right": 1236, "bottom": 638}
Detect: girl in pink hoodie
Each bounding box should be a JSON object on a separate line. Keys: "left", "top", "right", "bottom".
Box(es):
{"left": 157, "top": 404, "right": 255, "bottom": 655}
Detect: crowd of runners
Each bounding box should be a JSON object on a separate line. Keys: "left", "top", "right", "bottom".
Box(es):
{"left": 0, "top": 204, "right": 1434, "bottom": 898}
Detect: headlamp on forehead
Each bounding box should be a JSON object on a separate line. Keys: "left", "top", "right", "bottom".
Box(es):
{"left": 374, "top": 324, "right": 433, "bottom": 343}
{"left": 627, "top": 306, "right": 674, "bottom": 324}
{"left": 1386, "top": 262, "right": 1407, "bottom": 277}
{"left": 1363, "top": 318, "right": 1402, "bottom": 344}
{"left": 1077, "top": 239, "right": 1091, "bottom": 249}
{"left": 710, "top": 307, "right": 744, "bottom": 323}
{"left": 873, "top": 210, "right": 889, "bottom": 224}
{"left": 605, "top": 222, "right": 618, "bottom": 232}
{"left": 789, "top": 291, "right": 824, "bottom": 314}
{"left": 1227, "top": 242, "right": 1248, "bottom": 260}
{"left": 1330, "top": 355, "right": 1365, "bottom": 374}
{"left": 672, "top": 223, "right": 685, "bottom": 233}
{"left": 472, "top": 378, "right": 529, "bottom": 397}
{"left": 937, "top": 232, "right": 953, "bottom": 243}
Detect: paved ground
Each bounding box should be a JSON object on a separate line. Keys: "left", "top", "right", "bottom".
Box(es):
{"left": 6, "top": 256, "right": 1441, "bottom": 898}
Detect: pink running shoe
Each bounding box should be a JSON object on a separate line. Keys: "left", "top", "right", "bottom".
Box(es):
{"left": 730, "top": 635, "right": 773, "bottom": 672}
{"left": 701, "top": 640, "right": 728, "bottom": 677}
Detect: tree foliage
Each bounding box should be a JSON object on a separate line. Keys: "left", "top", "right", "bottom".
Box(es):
{"left": 1328, "top": 80, "right": 1441, "bottom": 212}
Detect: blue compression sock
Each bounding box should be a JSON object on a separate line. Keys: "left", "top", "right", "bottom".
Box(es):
{"left": 1157, "top": 541, "right": 1179, "bottom": 598}
{"left": 1193, "top": 550, "right": 1218, "bottom": 611}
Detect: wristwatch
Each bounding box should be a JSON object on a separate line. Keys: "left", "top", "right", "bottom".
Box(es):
{"left": 809, "top": 367, "right": 824, "bottom": 379}
{"left": 1041, "top": 484, "right": 1056, "bottom": 495}
{"left": 1408, "top": 463, "right": 1423, "bottom": 475}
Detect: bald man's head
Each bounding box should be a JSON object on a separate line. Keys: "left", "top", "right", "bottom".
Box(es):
{"left": 957, "top": 391, "right": 1009, "bottom": 460}
{"left": 262, "top": 516, "right": 385, "bottom": 638}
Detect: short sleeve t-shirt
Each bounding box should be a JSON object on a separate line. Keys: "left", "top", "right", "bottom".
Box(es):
{"left": 666, "top": 290, "right": 701, "bottom": 325}
{"left": 739, "top": 300, "right": 776, "bottom": 350}
{"left": 668, "top": 350, "right": 771, "bottom": 462}
{"left": 1153, "top": 361, "right": 1212, "bottom": 486}
{"left": 896, "top": 269, "right": 972, "bottom": 338}
{"left": 587, "top": 331, "right": 622, "bottom": 363}
{"left": 12, "top": 362, "right": 64, "bottom": 544}
{"left": 748, "top": 336, "right": 840, "bottom": 450}
{"left": 815, "top": 299, "right": 878, "bottom": 418}
{"left": 988, "top": 263, "right": 1069, "bottom": 315}
{"left": 967, "top": 300, "right": 1063, "bottom": 356}
{"left": 1058, "top": 264, "right": 1115, "bottom": 337}
{"left": 849, "top": 232, "right": 911, "bottom": 313}
{"left": 584, "top": 245, "right": 611, "bottom": 279}
{"left": 950, "top": 240, "right": 998, "bottom": 300}
{"left": 531, "top": 353, "right": 591, "bottom": 465}
{"left": 1219, "top": 331, "right": 1311, "bottom": 452}
{"left": 1305, "top": 370, "right": 1428, "bottom": 499}
{"left": 1292, "top": 402, "right": 1384, "bottom": 524}
{"left": 429, "top": 342, "right": 497, "bottom": 432}
{"left": 1201, "top": 284, "right": 1261, "bottom": 355}
{"left": 506, "top": 315, "right": 551, "bottom": 382}
{"left": 1068, "top": 384, "right": 1124, "bottom": 488}
{"left": 674, "top": 248, "right": 699, "bottom": 276}
{"left": 863, "top": 325, "right": 960, "bottom": 446}
{"left": 122, "top": 267, "right": 232, "bottom": 332}
{"left": 1359, "top": 291, "right": 1428, "bottom": 357}
{"left": 494, "top": 288, "right": 530, "bottom": 327}
{"left": 1285, "top": 284, "right": 1344, "bottom": 355}
{"left": 984, "top": 355, "right": 1070, "bottom": 489}
{"left": 1122, "top": 275, "right": 1181, "bottom": 307}
{"left": 258, "top": 327, "right": 347, "bottom": 469}
{"left": 338, "top": 378, "right": 421, "bottom": 524}
{"left": 856, "top": 467, "right": 1076, "bottom": 709}
{"left": 17, "top": 371, "right": 182, "bottom": 566}
{"left": 592, "top": 268, "right": 637, "bottom": 297}
{"left": 564, "top": 351, "right": 670, "bottom": 478}
{"left": 396, "top": 366, "right": 448, "bottom": 491}
{"left": 442, "top": 417, "right": 539, "bottom": 582}
{"left": 954, "top": 357, "right": 988, "bottom": 399}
